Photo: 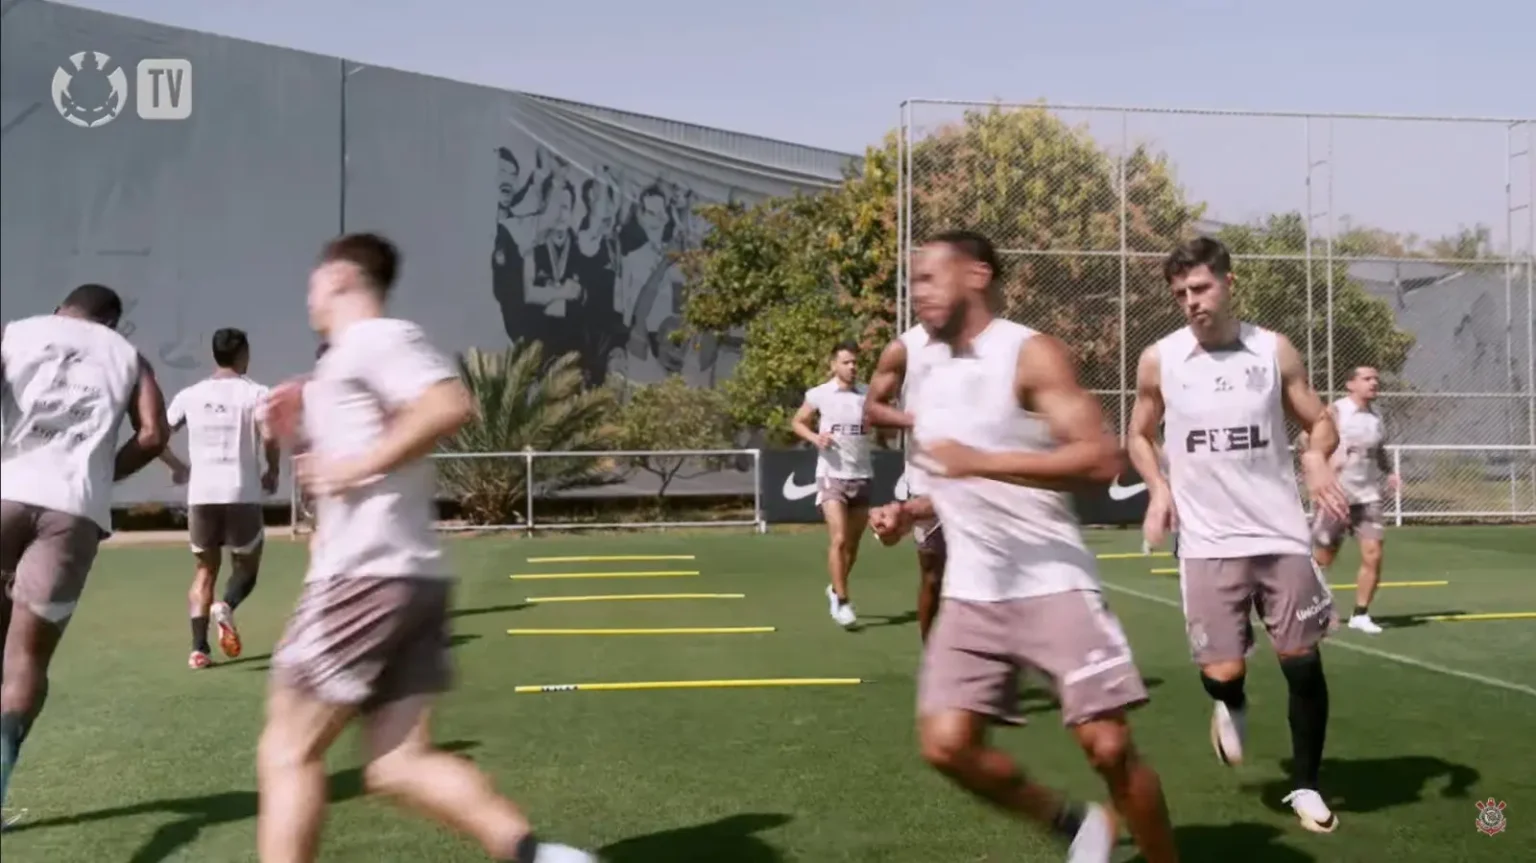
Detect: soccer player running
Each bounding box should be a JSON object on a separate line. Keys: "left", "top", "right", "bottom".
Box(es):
{"left": 872, "top": 231, "right": 1179, "bottom": 863}
{"left": 865, "top": 324, "right": 947, "bottom": 642}
{"left": 158, "top": 328, "right": 279, "bottom": 668}
{"left": 256, "top": 234, "right": 593, "bottom": 863}
{"left": 1307, "top": 366, "right": 1398, "bottom": 635}
{"left": 790, "top": 341, "right": 873, "bottom": 628}
{"left": 1, "top": 284, "right": 170, "bottom": 825}
{"left": 1127, "top": 237, "right": 1350, "bottom": 834}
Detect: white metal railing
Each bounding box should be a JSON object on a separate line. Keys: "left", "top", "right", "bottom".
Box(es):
{"left": 291, "top": 448, "right": 764, "bottom": 535}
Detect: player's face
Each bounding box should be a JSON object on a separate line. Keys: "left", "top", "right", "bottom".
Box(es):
{"left": 1169, "top": 264, "right": 1233, "bottom": 332}
{"left": 307, "top": 263, "right": 346, "bottom": 335}
{"left": 497, "top": 159, "right": 519, "bottom": 207}
{"left": 830, "top": 349, "right": 858, "bottom": 384}
{"left": 911, "top": 244, "right": 967, "bottom": 338}
{"left": 1348, "top": 367, "right": 1380, "bottom": 400}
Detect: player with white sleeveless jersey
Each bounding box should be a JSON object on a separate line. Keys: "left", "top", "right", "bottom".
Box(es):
{"left": 872, "top": 231, "right": 1178, "bottom": 863}
{"left": 255, "top": 234, "right": 594, "bottom": 863}
{"left": 791, "top": 341, "right": 873, "bottom": 628}
{"left": 1128, "top": 237, "right": 1350, "bottom": 835}
{"left": 0, "top": 284, "right": 169, "bottom": 826}
{"left": 865, "top": 323, "right": 950, "bottom": 641}
{"left": 158, "top": 328, "right": 280, "bottom": 668}
{"left": 1308, "top": 367, "right": 1398, "bottom": 635}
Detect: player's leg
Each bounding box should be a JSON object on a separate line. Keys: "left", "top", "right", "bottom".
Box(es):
{"left": 357, "top": 580, "right": 593, "bottom": 861}
{"left": 0, "top": 505, "right": 98, "bottom": 813}
{"left": 913, "top": 523, "right": 945, "bottom": 643}
{"left": 256, "top": 681, "right": 356, "bottom": 862}
{"left": 1257, "top": 554, "right": 1338, "bottom": 833}
{"left": 1346, "top": 504, "right": 1386, "bottom": 634}
{"left": 916, "top": 599, "right": 1115, "bottom": 860}
{"left": 819, "top": 482, "right": 856, "bottom": 626}
{"left": 1031, "top": 591, "right": 1177, "bottom": 862}
{"left": 842, "top": 484, "right": 871, "bottom": 584}
{"left": 186, "top": 505, "right": 225, "bottom": 668}
{"left": 1310, "top": 505, "right": 1345, "bottom": 571}
{"left": 1179, "top": 558, "right": 1257, "bottom": 766}
{"left": 213, "top": 504, "right": 267, "bottom": 658}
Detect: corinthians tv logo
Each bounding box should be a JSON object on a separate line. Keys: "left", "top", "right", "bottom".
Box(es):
{"left": 51, "top": 51, "right": 194, "bottom": 127}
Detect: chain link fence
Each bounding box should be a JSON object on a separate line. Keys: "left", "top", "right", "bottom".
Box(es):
{"left": 897, "top": 101, "right": 1534, "bottom": 519}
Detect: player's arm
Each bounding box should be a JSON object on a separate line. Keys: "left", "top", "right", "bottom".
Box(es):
{"left": 1126, "top": 346, "right": 1170, "bottom": 499}
{"left": 157, "top": 391, "right": 190, "bottom": 474}
{"left": 351, "top": 335, "right": 474, "bottom": 480}
{"left": 1276, "top": 335, "right": 1338, "bottom": 461}
{"left": 790, "top": 397, "right": 824, "bottom": 448}
{"left": 863, "top": 340, "right": 913, "bottom": 430}
{"left": 115, "top": 354, "right": 170, "bottom": 481}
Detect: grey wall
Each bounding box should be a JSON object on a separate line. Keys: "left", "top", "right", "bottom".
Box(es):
{"left": 2, "top": 1, "right": 851, "bottom": 506}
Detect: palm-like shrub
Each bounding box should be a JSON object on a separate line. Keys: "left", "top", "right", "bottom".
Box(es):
{"left": 436, "top": 342, "right": 617, "bottom": 525}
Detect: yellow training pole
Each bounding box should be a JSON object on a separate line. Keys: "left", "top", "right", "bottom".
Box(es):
{"left": 524, "top": 593, "right": 744, "bottom": 603}
{"left": 515, "top": 678, "right": 865, "bottom": 694}
{"left": 1097, "top": 551, "right": 1173, "bottom": 560}
{"left": 1415, "top": 612, "right": 1536, "bottom": 622}
{"left": 509, "top": 570, "right": 698, "bottom": 580}
{"left": 506, "top": 627, "right": 775, "bottom": 636}
{"left": 1327, "top": 580, "right": 1449, "bottom": 590}
{"left": 525, "top": 555, "right": 696, "bottom": 563}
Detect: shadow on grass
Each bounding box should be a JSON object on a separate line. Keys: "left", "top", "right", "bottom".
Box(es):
{"left": 601, "top": 813, "right": 791, "bottom": 863}
{"left": 1370, "top": 611, "right": 1468, "bottom": 630}
{"left": 1126, "top": 821, "right": 1315, "bottom": 862}
{"left": 449, "top": 602, "right": 531, "bottom": 620}
{"left": 852, "top": 611, "right": 919, "bottom": 632}
{"left": 240, "top": 633, "right": 482, "bottom": 672}
{"left": 1257, "top": 755, "right": 1480, "bottom": 815}
{"left": 7, "top": 740, "right": 480, "bottom": 863}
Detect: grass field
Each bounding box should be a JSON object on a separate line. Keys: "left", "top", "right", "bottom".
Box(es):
{"left": 2, "top": 525, "right": 1532, "bottom": 862}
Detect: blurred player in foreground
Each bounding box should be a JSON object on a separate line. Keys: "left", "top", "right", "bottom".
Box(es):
{"left": 257, "top": 234, "right": 594, "bottom": 863}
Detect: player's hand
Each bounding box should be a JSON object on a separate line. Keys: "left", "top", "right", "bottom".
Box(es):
{"left": 1143, "top": 489, "right": 1175, "bottom": 549}
{"left": 1301, "top": 451, "right": 1349, "bottom": 523}
{"left": 264, "top": 379, "right": 307, "bottom": 446}
{"left": 296, "top": 455, "right": 373, "bottom": 498}
{"left": 261, "top": 468, "right": 280, "bottom": 495}
{"left": 169, "top": 465, "right": 189, "bottom": 486}
{"left": 1386, "top": 473, "right": 1402, "bottom": 493}
{"left": 869, "top": 502, "right": 912, "bottom": 546}
{"left": 814, "top": 432, "right": 834, "bottom": 449}
{"left": 919, "top": 439, "right": 986, "bottom": 478}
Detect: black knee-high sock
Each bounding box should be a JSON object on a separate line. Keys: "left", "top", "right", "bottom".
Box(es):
{"left": 505, "top": 833, "right": 540, "bottom": 862}
{"left": 1280, "top": 652, "right": 1329, "bottom": 790}
{"left": 191, "top": 616, "right": 211, "bottom": 654}
{"left": 1200, "top": 672, "right": 1248, "bottom": 710}
{"left": 222, "top": 566, "right": 258, "bottom": 610}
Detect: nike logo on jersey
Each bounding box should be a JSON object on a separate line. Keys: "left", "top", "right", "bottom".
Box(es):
{"left": 1107, "top": 476, "right": 1148, "bottom": 501}
{"left": 782, "top": 474, "right": 818, "bottom": 501}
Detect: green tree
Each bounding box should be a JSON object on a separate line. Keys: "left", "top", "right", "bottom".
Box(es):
{"left": 436, "top": 342, "right": 617, "bottom": 525}
{"left": 612, "top": 374, "right": 736, "bottom": 508}
{"left": 683, "top": 104, "right": 1416, "bottom": 432}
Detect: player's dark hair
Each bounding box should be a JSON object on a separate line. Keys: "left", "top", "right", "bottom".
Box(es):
{"left": 59, "top": 283, "right": 123, "bottom": 327}
{"left": 1163, "top": 236, "right": 1232, "bottom": 283}
{"left": 928, "top": 229, "right": 1002, "bottom": 283}
{"left": 210, "top": 328, "right": 249, "bottom": 368}
{"left": 320, "top": 232, "right": 400, "bottom": 297}
{"left": 496, "top": 146, "right": 519, "bottom": 173}
{"left": 315, "top": 341, "right": 329, "bottom": 360}
{"left": 831, "top": 340, "right": 859, "bottom": 359}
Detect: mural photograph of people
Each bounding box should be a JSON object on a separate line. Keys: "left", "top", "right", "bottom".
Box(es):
{"left": 490, "top": 144, "right": 728, "bottom": 389}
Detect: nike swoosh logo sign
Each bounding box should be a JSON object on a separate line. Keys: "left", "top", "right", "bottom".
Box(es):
{"left": 1107, "top": 477, "right": 1148, "bottom": 501}
{"left": 783, "top": 474, "right": 818, "bottom": 501}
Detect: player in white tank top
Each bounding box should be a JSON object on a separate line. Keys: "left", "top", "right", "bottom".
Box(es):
{"left": 865, "top": 324, "right": 952, "bottom": 642}
{"left": 872, "top": 232, "right": 1178, "bottom": 863}
{"left": 0, "top": 284, "right": 170, "bottom": 820}
{"left": 790, "top": 341, "right": 874, "bottom": 628}
{"left": 1308, "top": 366, "right": 1398, "bottom": 635}
{"left": 1127, "top": 237, "right": 1348, "bottom": 834}
{"left": 158, "top": 327, "right": 280, "bottom": 668}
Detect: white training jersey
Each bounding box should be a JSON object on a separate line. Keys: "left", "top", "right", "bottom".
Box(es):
{"left": 895, "top": 325, "right": 945, "bottom": 498}
{"left": 1333, "top": 397, "right": 1386, "bottom": 505}
{"left": 1157, "top": 323, "right": 1310, "bottom": 558}
{"left": 804, "top": 379, "right": 872, "bottom": 479}
{"left": 1, "top": 314, "right": 141, "bottom": 533}
{"left": 167, "top": 375, "right": 271, "bottom": 505}
{"left": 303, "top": 318, "right": 459, "bottom": 582}
{"left": 912, "top": 320, "right": 1100, "bottom": 601}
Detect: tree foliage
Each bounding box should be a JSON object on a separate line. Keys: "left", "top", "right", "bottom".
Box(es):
{"left": 437, "top": 342, "right": 616, "bottom": 525}
{"left": 683, "top": 104, "right": 1419, "bottom": 430}
{"left": 612, "top": 374, "right": 735, "bottom": 505}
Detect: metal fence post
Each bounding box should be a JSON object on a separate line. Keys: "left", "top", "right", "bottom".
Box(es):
{"left": 752, "top": 448, "right": 765, "bottom": 533}
{"left": 523, "top": 447, "right": 534, "bottom": 536}
{"left": 1392, "top": 447, "right": 1403, "bottom": 527}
